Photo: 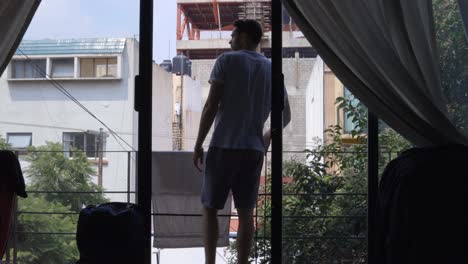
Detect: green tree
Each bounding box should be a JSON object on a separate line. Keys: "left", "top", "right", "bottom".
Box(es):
{"left": 227, "top": 92, "right": 411, "bottom": 263}
{"left": 25, "top": 142, "right": 107, "bottom": 212}
{"left": 0, "top": 135, "right": 11, "bottom": 150}
{"left": 433, "top": 0, "right": 468, "bottom": 136}
{"left": 226, "top": 106, "right": 410, "bottom": 263}
{"left": 13, "top": 142, "right": 108, "bottom": 263}
{"left": 15, "top": 197, "right": 78, "bottom": 264}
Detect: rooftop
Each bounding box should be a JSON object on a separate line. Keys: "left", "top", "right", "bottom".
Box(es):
{"left": 15, "top": 38, "right": 127, "bottom": 56}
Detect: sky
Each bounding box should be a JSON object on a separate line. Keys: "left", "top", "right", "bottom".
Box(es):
{"left": 24, "top": 0, "right": 177, "bottom": 63}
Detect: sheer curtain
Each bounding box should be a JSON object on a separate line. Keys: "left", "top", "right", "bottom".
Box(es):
{"left": 437, "top": 0, "right": 468, "bottom": 138}
{"left": 0, "top": 0, "right": 41, "bottom": 75}
{"left": 282, "top": 0, "right": 468, "bottom": 146}
{"left": 458, "top": 0, "right": 468, "bottom": 39}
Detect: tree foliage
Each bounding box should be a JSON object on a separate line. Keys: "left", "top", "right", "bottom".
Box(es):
{"left": 434, "top": 0, "right": 468, "bottom": 136}
{"left": 0, "top": 134, "right": 11, "bottom": 150}
{"left": 15, "top": 197, "right": 78, "bottom": 264}
{"left": 11, "top": 142, "right": 108, "bottom": 263}
{"left": 226, "top": 91, "right": 411, "bottom": 263}
{"left": 25, "top": 142, "right": 107, "bottom": 212}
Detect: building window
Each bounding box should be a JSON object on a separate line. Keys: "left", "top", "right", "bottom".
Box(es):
{"left": 7, "top": 133, "right": 32, "bottom": 150}
{"left": 80, "top": 58, "right": 117, "bottom": 78}
{"left": 11, "top": 59, "right": 46, "bottom": 78}
{"left": 63, "top": 131, "right": 105, "bottom": 158}
{"left": 51, "top": 58, "right": 74, "bottom": 78}
{"left": 343, "top": 88, "right": 363, "bottom": 134}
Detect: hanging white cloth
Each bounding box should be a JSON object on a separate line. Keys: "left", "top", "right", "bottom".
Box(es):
{"left": 152, "top": 151, "right": 232, "bottom": 248}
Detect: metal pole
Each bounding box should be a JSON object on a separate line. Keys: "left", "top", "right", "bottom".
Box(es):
{"left": 255, "top": 202, "right": 258, "bottom": 264}
{"left": 13, "top": 151, "right": 19, "bottom": 264}
{"left": 127, "top": 151, "right": 131, "bottom": 203}
{"left": 367, "top": 111, "right": 379, "bottom": 264}
{"left": 13, "top": 197, "right": 18, "bottom": 264}
{"left": 263, "top": 153, "right": 268, "bottom": 261}
{"left": 136, "top": 0, "right": 153, "bottom": 263}
{"left": 97, "top": 128, "right": 104, "bottom": 188}
{"left": 271, "top": 0, "right": 283, "bottom": 262}
{"left": 179, "top": 70, "right": 184, "bottom": 150}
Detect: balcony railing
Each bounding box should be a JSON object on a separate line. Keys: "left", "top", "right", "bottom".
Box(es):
{"left": 1, "top": 149, "right": 396, "bottom": 264}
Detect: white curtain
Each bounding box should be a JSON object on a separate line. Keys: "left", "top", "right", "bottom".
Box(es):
{"left": 0, "top": 0, "right": 41, "bottom": 76}
{"left": 282, "top": 0, "right": 468, "bottom": 146}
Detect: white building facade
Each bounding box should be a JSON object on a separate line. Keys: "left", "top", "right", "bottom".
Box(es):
{"left": 0, "top": 38, "right": 173, "bottom": 201}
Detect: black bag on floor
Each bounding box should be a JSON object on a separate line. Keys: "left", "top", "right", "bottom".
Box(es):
{"left": 76, "top": 202, "right": 146, "bottom": 264}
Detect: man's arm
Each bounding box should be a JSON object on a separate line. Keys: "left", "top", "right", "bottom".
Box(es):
{"left": 263, "top": 91, "right": 291, "bottom": 151}
{"left": 282, "top": 92, "right": 291, "bottom": 128}
{"left": 194, "top": 82, "right": 223, "bottom": 149}
{"left": 193, "top": 82, "right": 223, "bottom": 171}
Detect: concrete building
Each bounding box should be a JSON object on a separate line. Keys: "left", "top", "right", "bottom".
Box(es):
{"left": 0, "top": 38, "right": 175, "bottom": 201}
{"left": 309, "top": 59, "right": 363, "bottom": 144}
{"left": 171, "top": 72, "right": 203, "bottom": 150}
{"left": 175, "top": 0, "right": 320, "bottom": 156}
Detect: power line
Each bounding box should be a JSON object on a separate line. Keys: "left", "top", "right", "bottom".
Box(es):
{"left": 14, "top": 50, "right": 326, "bottom": 152}
{"left": 17, "top": 51, "right": 128, "bottom": 152}
{"left": 16, "top": 49, "right": 136, "bottom": 152}
{"left": 16, "top": 49, "right": 130, "bottom": 151}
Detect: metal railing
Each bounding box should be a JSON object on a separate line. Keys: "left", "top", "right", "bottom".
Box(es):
{"left": 2, "top": 150, "right": 136, "bottom": 264}
{"left": 2, "top": 149, "right": 397, "bottom": 264}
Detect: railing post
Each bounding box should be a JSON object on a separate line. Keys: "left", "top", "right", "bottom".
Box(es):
{"left": 271, "top": 0, "right": 283, "bottom": 262}
{"left": 137, "top": 0, "right": 153, "bottom": 263}
{"left": 367, "top": 112, "right": 379, "bottom": 264}
{"left": 263, "top": 152, "right": 268, "bottom": 261}
{"left": 127, "top": 151, "right": 131, "bottom": 204}
{"left": 12, "top": 197, "right": 18, "bottom": 264}
{"left": 12, "top": 151, "right": 19, "bottom": 264}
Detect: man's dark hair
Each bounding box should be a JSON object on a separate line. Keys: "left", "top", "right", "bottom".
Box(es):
{"left": 233, "top": 19, "right": 263, "bottom": 45}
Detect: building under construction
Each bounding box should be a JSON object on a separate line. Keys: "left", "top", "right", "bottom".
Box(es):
{"left": 176, "top": 0, "right": 315, "bottom": 59}
{"left": 174, "top": 0, "right": 323, "bottom": 153}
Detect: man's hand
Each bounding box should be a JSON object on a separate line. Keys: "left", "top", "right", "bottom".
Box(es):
{"left": 193, "top": 147, "right": 204, "bottom": 172}
{"left": 263, "top": 129, "right": 271, "bottom": 152}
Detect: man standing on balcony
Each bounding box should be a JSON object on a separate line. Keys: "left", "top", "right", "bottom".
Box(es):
{"left": 193, "top": 19, "right": 291, "bottom": 264}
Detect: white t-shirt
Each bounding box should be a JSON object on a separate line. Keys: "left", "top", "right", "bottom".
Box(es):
{"left": 208, "top": 50, "right": 272, "bottom": 152}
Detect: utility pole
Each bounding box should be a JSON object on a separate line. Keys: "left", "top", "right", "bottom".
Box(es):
{"left": 97, "top": 128, "right": 104, "bottom": 188}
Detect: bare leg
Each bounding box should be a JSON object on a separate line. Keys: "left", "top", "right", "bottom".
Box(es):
{"left": 203, "top": 206, "right": 218, "bottom": 264}
{"left": 237, "top": 207, "right": 255, "bottom": 264}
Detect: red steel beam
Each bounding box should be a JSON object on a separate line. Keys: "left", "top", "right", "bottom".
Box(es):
{"left": 212, "top": 0, "right": 220, "bottom": 27}
{"left": 177, "top": 4, "right": 182, "bottom": 40}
